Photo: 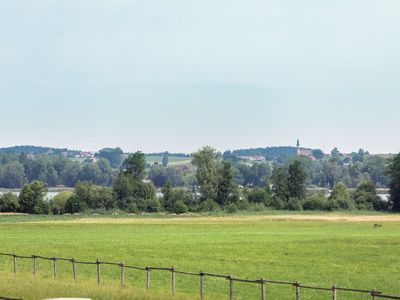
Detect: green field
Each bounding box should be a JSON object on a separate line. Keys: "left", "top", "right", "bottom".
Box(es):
{"left": 0, "top": 213, "right": 400, "bottom": 300}
{"left": 145, "top": 155, "right": 192, "bottom": 167}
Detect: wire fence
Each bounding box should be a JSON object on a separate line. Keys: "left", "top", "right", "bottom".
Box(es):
{"left": 0, "top": 252, "right": 399, "bottom": 300}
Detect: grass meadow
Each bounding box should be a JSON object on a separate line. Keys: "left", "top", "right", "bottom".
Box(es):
{"left": 145, "top": 156, "right": 192, "bottom": 167}
{"left": 0, "top": 213, "right": 399, "bottom": 299}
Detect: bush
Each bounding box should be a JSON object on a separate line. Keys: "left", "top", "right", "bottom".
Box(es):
{"left": 65, "top": 196, "right": 87, "bottom": 214}
{"left": 135, "top": 197, "right": 160, "bottom": 213}
{"left": 248, "top": 203, "right": 266, "bottom": 212}
{"left": 74, "top": 182, "right": 117, "bottom": 210}
{"left": 302, "top": 194, "right": 328, "bottom": 211}
{"left": 226, "top": 203, "right": 238, "bottom": 214}
{"left": 236, "top": 199, "right": 250, "bottom": 210}
{"left": 327, "top": 182, "right": 355, "bottom": 211}
{"left": 35, "top": 201, "right": 51, "bottom": 214}
{"left": 173, "top": 200, "right": 188, "bottom": 214}
{"left": 0, "top": 192, "right": 20, "bottom": 212}
{"left": 51, "top": 191, "right": 73, "bottom": 215}
{"left": 326, "top": 198, "right": 355, "bottom": 211}
{"left": 269, "top": 196, "right": 285, "bottom": 210}
{"left": 353, "top": 181, "right": 382, "bottom": 210}
{"left": 373, "top": 197, "right": 391, "bottom": 211}
{"left": 246, "top": 187, "right": 272, "bottom": 206}
{"left": 286, "top": 197, "right": 303, "bottom": 211}
{"left": 198, "top": 199, "right": 220, "bottom": 212}
{"left": 127, "top": 202, "right": 139, "bottom": 214}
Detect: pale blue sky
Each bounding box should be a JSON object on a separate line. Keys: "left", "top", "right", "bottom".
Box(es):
{"left": 1, "top": 1, "right": 399, "bottom": 154}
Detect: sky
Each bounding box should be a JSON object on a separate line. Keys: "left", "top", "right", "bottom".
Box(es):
{"left": 0, "top": 0, "right": 399, "bottom": 154}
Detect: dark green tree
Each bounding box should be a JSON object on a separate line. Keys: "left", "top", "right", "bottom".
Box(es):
{"left": 19, "top": 181, "right": 48, "bottom": 214}
{"left": 124, "top": 152, "right": 146, "bottom": 181}
{"left": 271, "top": 166, "right": 289, "bottom": 203}
{"left": 353, "top": 180, "right": 382, "bottom": 210}
{"left": 287, "top": 160, "right": 307, "bottom": 199}
{"left": 162, "top": 151, "right": 169, "bottom": 167}
{"left": 387, "top": 153, "right": 400, "bottom": 212}
{"left": 216, "top": 161, "right": 237, "bottom": 206}
{"left": 0, "top": 161, "right": 25, "bottom": 188}
{"left": 98, "top": 147, "right": 124, "bottom": 168}
{"left": 192, "top": 147, "right": 219, "bottom": 201}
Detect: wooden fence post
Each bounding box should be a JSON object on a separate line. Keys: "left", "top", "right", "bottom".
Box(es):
{"left": 13, "top": 253, "right": 16, "bottom": 275}
{"left": 53, "top": 257, "right": 57, "bottom": 279}
{"left": 33, "top": 256, "right": 37, "bottom": 278}
{"left": 96, "top": 258, "right": 101, "bottom": 286}
{"left": 332, "top": 284, "right": 337, "bottom": 300}
{"left": 371, "top": 289, "right": 377, "bottom": 300}
{"left": 200, "top": 273, "right": 204, "bottom": 300}
{"left": 295, "top": 281, "right": 300, "bottom": 300}
{"left": 228, "top": 275, "right": 233, "bottom": 300}
{"left": 120, "top": 262, "right": 125, "bottom": 288}
{"left": 146, "top": 267, "right": 151, "bottom": 290}
{"left": 171, "top": 267, "right": 176, "bottom": 295}
{"left": 261, "top": 278, "right": 266, "bottom": 300}
{"left": 72, "top": 258, "right": 77, "bottom": 281}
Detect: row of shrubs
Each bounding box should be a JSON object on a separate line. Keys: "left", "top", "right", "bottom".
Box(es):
{"left": 0, "top": 180, "right": 389, "bottom": 215}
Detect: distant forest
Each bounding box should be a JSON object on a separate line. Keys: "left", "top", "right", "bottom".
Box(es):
{"left": 0, "top": 145, "right": 391, "bottom": 190}
{"left": 0, "top": 146, "right": 80, "bottom": 156}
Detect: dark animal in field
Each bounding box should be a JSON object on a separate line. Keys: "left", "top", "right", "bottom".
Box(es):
{"left": 373, "top": 224, "right": 382, "bottom": 228}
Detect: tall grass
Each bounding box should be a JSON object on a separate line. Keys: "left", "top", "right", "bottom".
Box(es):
{"left": 0, "top": 271, "right": 193, "bottom": 300}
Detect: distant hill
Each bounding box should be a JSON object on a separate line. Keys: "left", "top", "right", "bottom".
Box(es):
{"left": 0, "top": 146, "right": 80, "bottom": 156}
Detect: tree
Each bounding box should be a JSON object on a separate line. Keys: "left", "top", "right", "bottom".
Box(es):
{"left": 162, "top": 152, "right": 169, "bottom": 167}
{"left": 62, "top": 161, "right": 81, "bottom": 187}
{"left": 0, "top": 161, "right": 25, "bottom": 188}
{"left": 80, "top": 163, "right": 102, "bottom": 185}
{"left": 387, "top": 153, "right": 400, "bottom": 212}
{"left": 96, "top": 158, "right": 116, "bottom": 186}
{"left": 245, "top": 186, "right": 273, "bottom": 207}
{"left": 113, "top": 173, "right": 134, "bottom": 207}
{"left": 352, "top": 149, "right": 366, "bottom": 164}
{"left": 192, "top": 147, "right": 219, "bottom": 201}
{"left": 353, "top": 181, "right": 382, "bottom": 210}
{"left": 19, "top": 181, "right": 49, "bottom": 214}
{"left": 216, "top": 161, "right": 237, "bottom": 206}
{"left": 362, "top": 155, "right": 389, "bottom": 187}
{"left": 271, "top": 166, "right": 289, "bottom": 203}
{"left": 98, "top": 148, "right": 123, "bottom": 168}
{"left": 72, "top": 181, "right": 116, "bottom": 210}
{"left": 287, "top": 160, "right": 307, "bottom": 199}
{"left": 124, "top": 152, "right": 146, "bottom": 181}
{"left": 161, "top": 181, "right": 173, "bottom": 211}
{"left": 331, "top": 147, "right": 342, "bottom": 163}
{"left": 148, "top": 165, "right": 168, "bottom": 187}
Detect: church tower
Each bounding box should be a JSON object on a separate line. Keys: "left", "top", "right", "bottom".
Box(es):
{"left": 296, "top": 139, "right": 300, "bottom": 155}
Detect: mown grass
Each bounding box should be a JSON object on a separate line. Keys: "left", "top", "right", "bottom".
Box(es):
{"left": 0, "top": 213, "right": 399, "bottom": 299}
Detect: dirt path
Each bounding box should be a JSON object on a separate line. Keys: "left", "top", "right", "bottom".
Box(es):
{"left": 34, "top": 214, "right": 400, "bottom": 224}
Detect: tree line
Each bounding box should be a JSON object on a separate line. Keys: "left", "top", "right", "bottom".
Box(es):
{"left": 2, "top": 147, "right": 400, "bottom": 215}
{"left": 0, "top": 152, "right": 118, "bottom": 188}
